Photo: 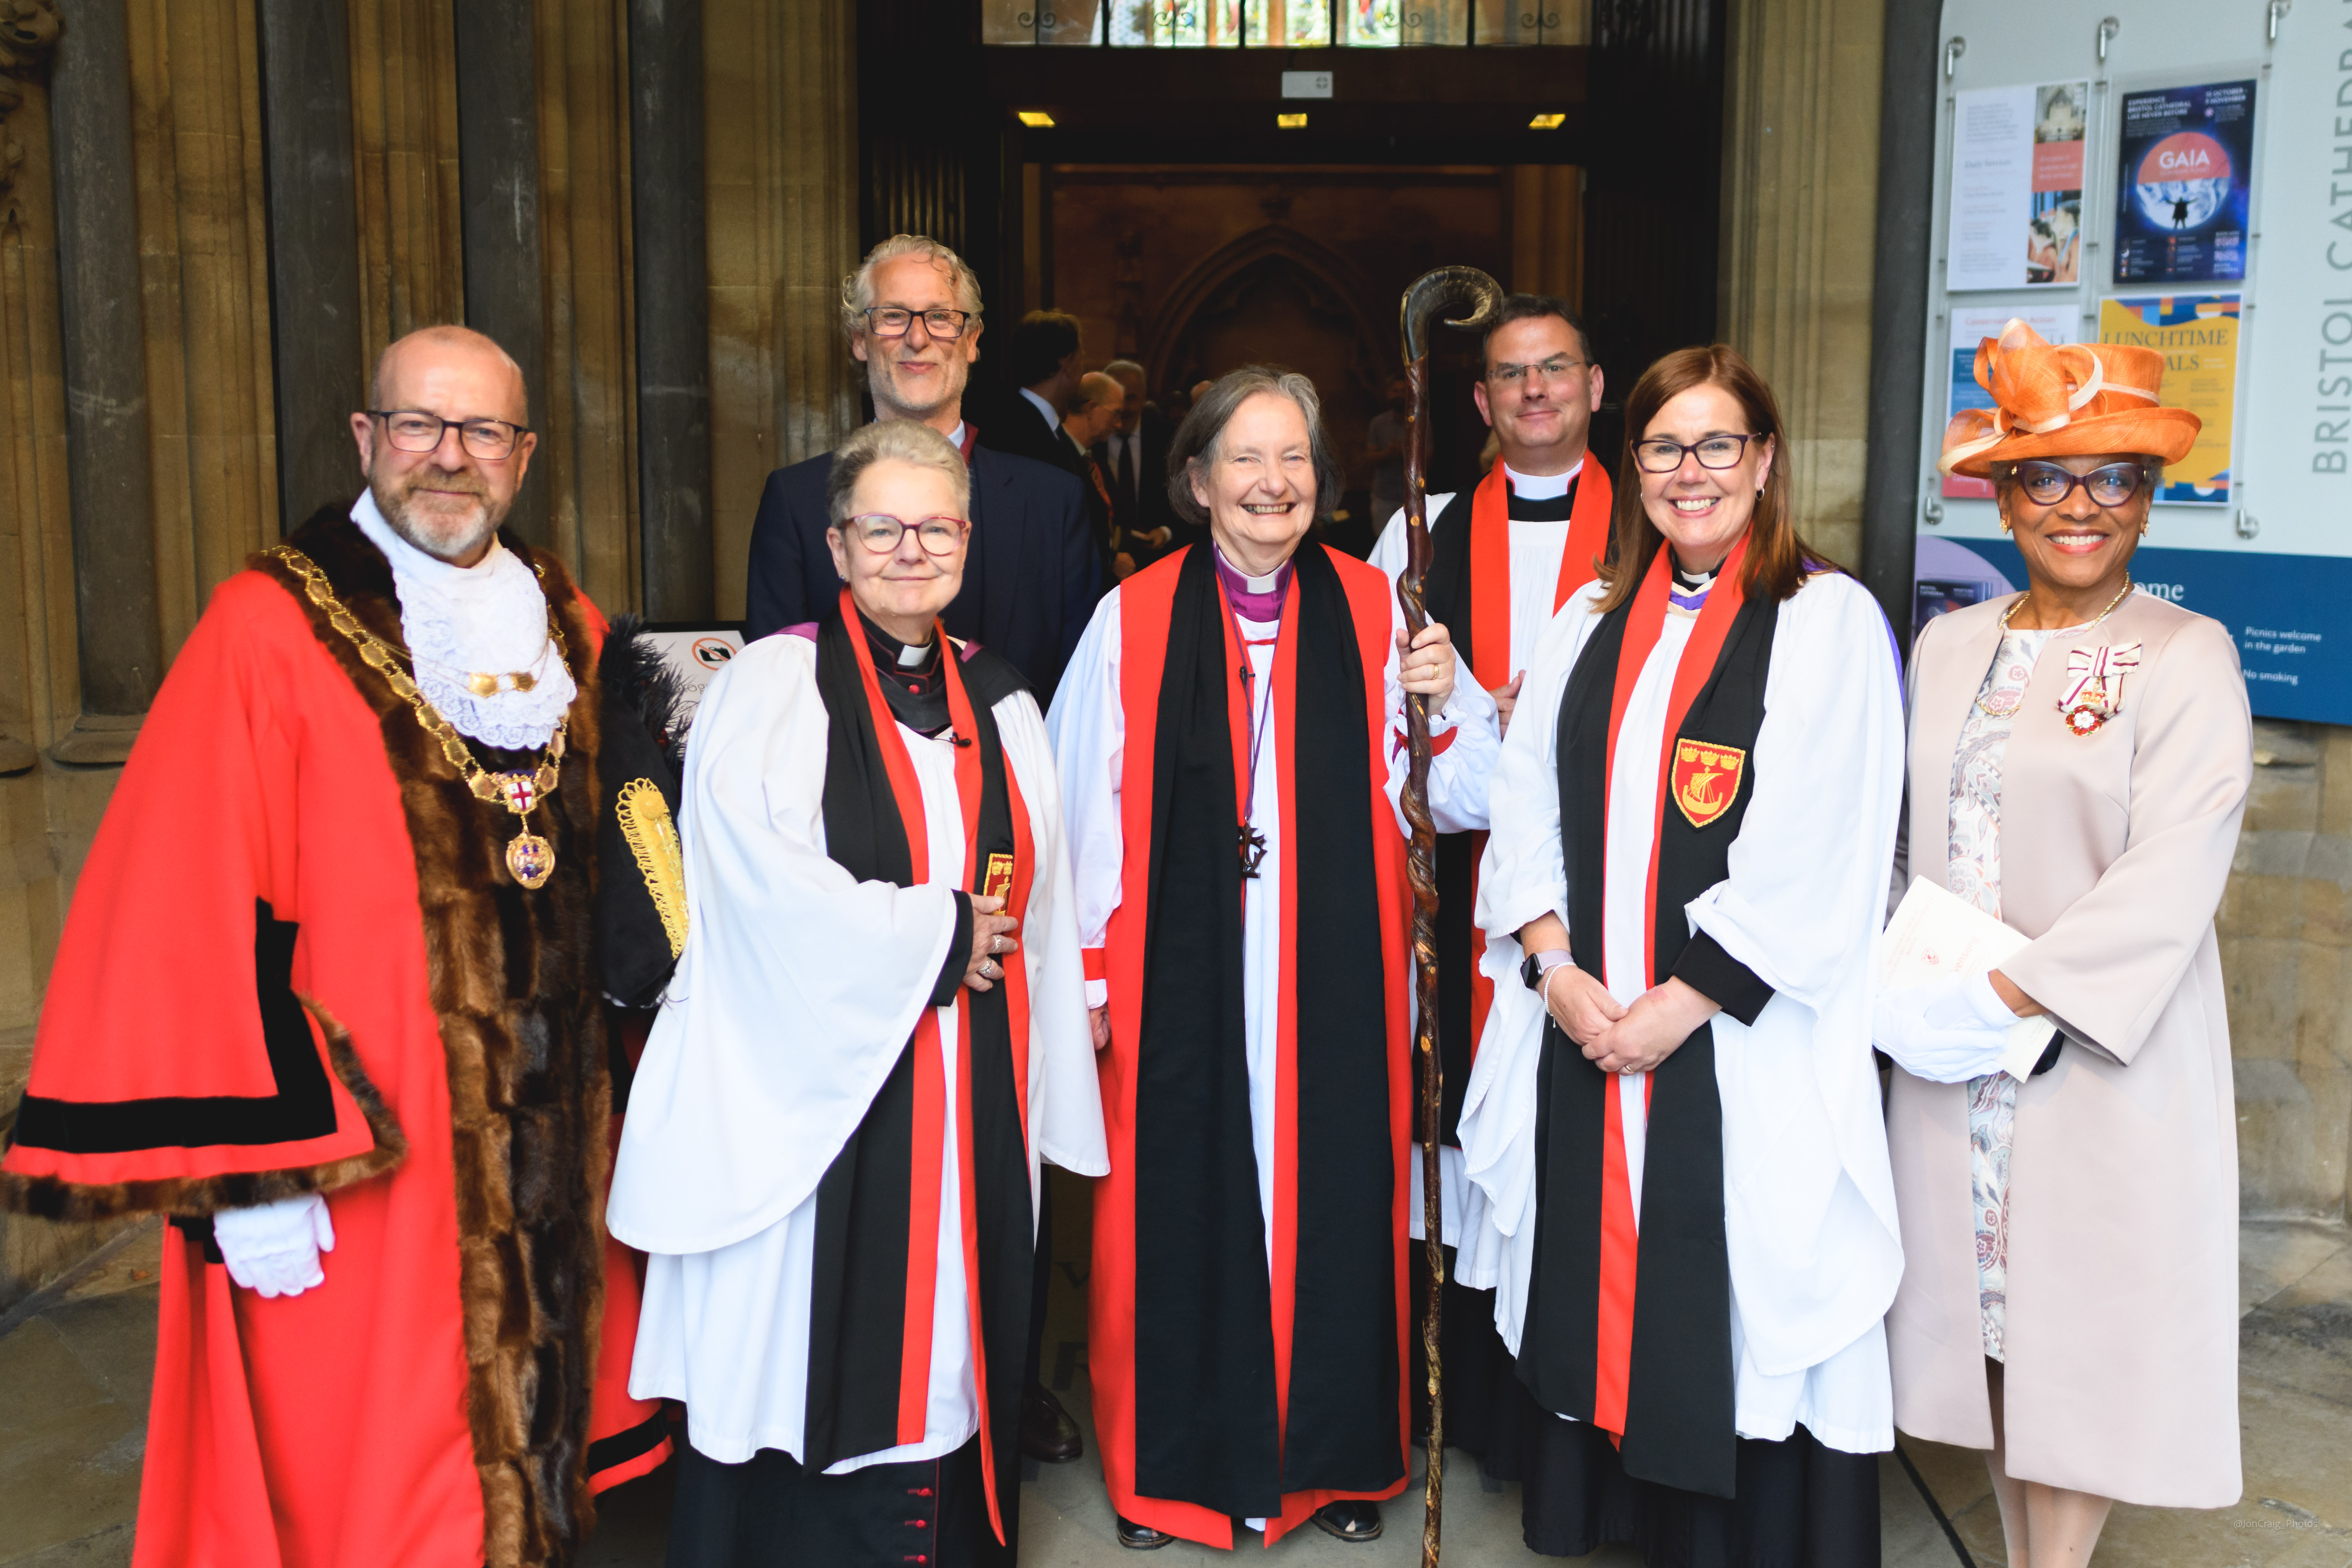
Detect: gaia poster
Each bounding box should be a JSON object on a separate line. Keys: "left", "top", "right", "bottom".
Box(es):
{"left": 2115, "top": 81, "right": 2256, "bottom": 285}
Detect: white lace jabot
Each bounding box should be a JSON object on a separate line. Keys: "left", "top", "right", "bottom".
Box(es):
{"left": 349, "top": 491, "right": 576, "bottom": 749}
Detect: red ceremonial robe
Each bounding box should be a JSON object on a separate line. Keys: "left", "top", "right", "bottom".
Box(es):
{"left": 0, "top": 511, "right": 658, "bottom": 1568}
{"left": 1088, "top": 543, "right": 1413, "bottom": 1548}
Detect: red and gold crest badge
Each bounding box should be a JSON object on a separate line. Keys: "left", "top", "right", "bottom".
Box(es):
{"left": 982, "top": 852, "right": 1017, "bottom": 904}
{"left": 1671, "top": 738, "right": 1746, "bottom": 829}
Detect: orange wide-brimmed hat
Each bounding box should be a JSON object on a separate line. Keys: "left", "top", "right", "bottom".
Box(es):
{"left": 1938, "top": 318, "right": 2201, "bottom": 478}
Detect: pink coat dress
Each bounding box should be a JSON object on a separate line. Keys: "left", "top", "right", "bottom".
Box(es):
{"left": 1885, "top": 589, "right": 2250, "bottom": 1508}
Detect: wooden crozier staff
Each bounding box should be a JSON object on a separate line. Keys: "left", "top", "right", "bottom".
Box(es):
{"left": 1395, "top": 264, "right": 1504, "bottom": 1568}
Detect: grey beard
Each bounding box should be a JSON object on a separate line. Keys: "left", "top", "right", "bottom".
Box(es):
{"left": 867, "top": 358, "right": 963, "bottom": 423}
{"left": 371, "top": 471, "right": 504, "bottom": 563}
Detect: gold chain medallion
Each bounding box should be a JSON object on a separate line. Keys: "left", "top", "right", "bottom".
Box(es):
{"left": 272, "top": 545, "right": 569, "bottom": 889}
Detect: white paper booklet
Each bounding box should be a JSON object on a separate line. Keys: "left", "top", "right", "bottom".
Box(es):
{"left": 1881, "top": 877, "right": 2058, "bottom": 1079}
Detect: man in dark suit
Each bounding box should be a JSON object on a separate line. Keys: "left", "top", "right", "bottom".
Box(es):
{"left": 1092, "top": 357, "right": 1181, "bottom": 564}
{"left": 745, "top": 237, "right": 1099, "bottom": 704}
{"left": 1061, "top": 370, "right": 1126, "bottom": 582}
{"left": 984, "top": 310, "right": 1086, "bottom": 474}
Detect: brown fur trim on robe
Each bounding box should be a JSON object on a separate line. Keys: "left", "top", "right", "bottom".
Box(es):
{"left": 253, "top": 508, "right": 611, "bottom": 1568}
{"left": 0, "top": 997, "right": 408, "bottom": 1222}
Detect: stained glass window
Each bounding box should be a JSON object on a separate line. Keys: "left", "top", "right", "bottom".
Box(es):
{"left": 984, "top": 0, "right": 1574, "bottom": 43}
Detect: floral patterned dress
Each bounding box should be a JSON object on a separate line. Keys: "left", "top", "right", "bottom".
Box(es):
{"left": 1946, "top": 618, "right": 2084, "bottom": 1361}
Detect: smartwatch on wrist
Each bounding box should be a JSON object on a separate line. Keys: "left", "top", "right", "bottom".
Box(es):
{"left": 1521, "top": 949, "right": 1572, "bottom": 991}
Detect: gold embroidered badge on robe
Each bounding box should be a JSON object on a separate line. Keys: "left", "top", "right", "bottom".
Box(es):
{"left": 1671, "top": 738, "right": 1747, "bottom": 828}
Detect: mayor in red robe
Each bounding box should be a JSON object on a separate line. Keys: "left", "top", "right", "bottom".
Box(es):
{"left": 0, "top": 327, "right": 660, "bottom": 1568}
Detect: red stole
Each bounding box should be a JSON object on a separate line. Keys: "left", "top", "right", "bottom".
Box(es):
{"left": 834, "top": 587, "right": 1034, "bottom": 1544}
{"left": 1457, "top": 458, "right": 1615, "bottom": 1075}
{"left": 1588, "top": 537, "right": 1749, "bottom": 1439}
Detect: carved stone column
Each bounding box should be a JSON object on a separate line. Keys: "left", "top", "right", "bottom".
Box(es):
{"left": 705, "top": 0, "right": 859, "bottom": 622}
{"left": 255, "top": 0, "right": 366, "bottom": 534}
{"left": 630, "top": 0, "right": 713, "bottom": 621}
{"left": 49, "top": 0, "right": 159, "bottom": 760}
{"left": 1715, "top": 0, "right": 1886, "bottom": 571}
{"left": 453, "top": 0, "right": 547, "bottom": 545}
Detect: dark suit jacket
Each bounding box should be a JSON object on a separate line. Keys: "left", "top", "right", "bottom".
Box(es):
{"left": 745, "top": 443, "right": 1101, "bottom": 703}
{"left": 1095, "top": 413, "right": 1186, "bottom": 562}
{"left": 1065, "top": 433, "right": 1118, "bottom": 585}
{"left": 980, "top": 393, "right": 1076, "bottom": 476}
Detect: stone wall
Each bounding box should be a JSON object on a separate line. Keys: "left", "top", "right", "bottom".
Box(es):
{"left": 0, "top": 0, "right": 859, "bottom": 1310}
{"left": 2226, "top": 721, "right": 2352, "bottom": 1218}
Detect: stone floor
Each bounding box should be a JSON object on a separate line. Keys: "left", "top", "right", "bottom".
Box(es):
{"left": 5, "top": 1205, "right": 2348, "bottom": 1567}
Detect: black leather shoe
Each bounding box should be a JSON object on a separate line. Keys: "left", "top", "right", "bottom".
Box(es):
{"left": 1115, "top": 1513, "right": 1174, "bottom": 1549}
{"left": 1019, "top": 1382, "right": 1083, "bottom": 1463}
{"left": 1310, "top": 1498, "right": 1384, "bottom": 1543}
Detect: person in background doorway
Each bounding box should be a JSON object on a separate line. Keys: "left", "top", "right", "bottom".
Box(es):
{"left": 745, "top": 235, "right": 1098, "bottom": 706}
{"left": 1096, "top": 358, "right": 1178, "bottom": 563}
{"left": 1881, "top": 319, "right": 2247, "bottom": 1566}
{"left": 1364, "top": 374, "right": 1411, "bottom": 532}
{"left": 1047, "top": 367, "right": 1499, "bottom": 1552}
{"left": 1063, "top": 370, "right": 1128, "bottom": 581}
{"left": 987, "top": 309, "right": 1088, "bottom": 474}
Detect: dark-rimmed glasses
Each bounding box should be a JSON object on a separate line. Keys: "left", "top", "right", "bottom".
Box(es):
{"left": 1489, "top": 355, "right": 1588, "bottom": 388}
{"left": 2008, "top": 460, "right": 2151, "bottom": 508}
{"left": 1634, "top": 433, "right": 1764, "bottom": 473}
{"left": 862, "top": 308, "right": 972, "bottom": 340}
{"left": 367, "top": 409, "right": 529, "bottom": 460}
{"left": 840, "top": 513, "right": 970, "bottom": 556}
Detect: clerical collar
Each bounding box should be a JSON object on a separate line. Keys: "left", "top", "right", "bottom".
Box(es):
{"left": 857, "top": 611, "right": 951, "bottom": 737}
{"left": 1212, "top": 544, "right": 1291, "bottom": 622}
{"left": 1502, "top": 456, "right": 1584, "bottom": 501}
{"left": 1669, "top": 558, "right": 1718, "bottom": 613}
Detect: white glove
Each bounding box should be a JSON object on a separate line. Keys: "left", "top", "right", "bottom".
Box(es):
{"left": 1873, "top": 972, "right": 2018, "bottom": 1084}
{"left": 212, "top": 1193, "right": 335, "bottom": 1298}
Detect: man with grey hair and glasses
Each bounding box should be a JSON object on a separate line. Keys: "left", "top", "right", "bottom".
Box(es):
{"left": 747, "top": 234, "right": 1099, "bottom": 706}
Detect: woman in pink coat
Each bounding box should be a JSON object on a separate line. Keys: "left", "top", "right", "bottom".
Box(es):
{"left": 1877, "top": 320, "right": 2250, "bottom": 1565}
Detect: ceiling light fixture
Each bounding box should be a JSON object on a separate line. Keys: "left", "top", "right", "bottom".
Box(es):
{"left": 1017, "top": 110, "right": 1056, "bottom": 127}
{"left": 1529, "top": 112, "right": 1567, "bottom": 129}
{"left": 1277, "top": 112, "right": 1308, "bottom": 129}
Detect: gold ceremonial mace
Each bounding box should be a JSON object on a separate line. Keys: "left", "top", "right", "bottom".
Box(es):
{"left": 1395, "top": 265, "right": 1504, "bottom": 1568}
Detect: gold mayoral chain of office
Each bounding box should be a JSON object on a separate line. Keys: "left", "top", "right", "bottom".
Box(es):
{"left": 269, "top": 544, "right": 570, "bottom": 890}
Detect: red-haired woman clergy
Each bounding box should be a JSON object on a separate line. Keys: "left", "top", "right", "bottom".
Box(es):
{"left": 1045, "top": 366, "right": 1500, "bottom": 1550}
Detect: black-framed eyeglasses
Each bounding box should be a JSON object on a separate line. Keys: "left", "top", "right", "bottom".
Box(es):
{"left": 1634, "top": 433, "right": 1764, "bottom": 473}
{"left": 839, "top": 513, "right": 971, "bottom": 556}
{"left": 368, "top": 409, "right": 530, "bottom": 460}
{"left": 1488, "top": 355, "right": 1588, "bottom": 388}
{"left": 2008, "top": 460, "right": 2151, "bottom": 508}
{"left": 862, "top": 308, "right": 972, "bottom": 340}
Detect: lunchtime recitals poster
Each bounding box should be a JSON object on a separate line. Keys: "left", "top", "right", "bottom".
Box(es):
{"left": 2098, "top": 294, "right": 2240, "bottom": 504}
{"left": 1946, "top": 82, "right": 2088, "bottom": 291}
{"left": 2115, "top": 81, "right": 2255, "bottom": 285}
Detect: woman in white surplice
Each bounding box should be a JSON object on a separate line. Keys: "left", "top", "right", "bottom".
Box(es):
{"left": 607, "top": 420, "right": 1106, "bottom": 1568}
{"left": 1457, "top": 344, "right": 1904, "bottom": 1563}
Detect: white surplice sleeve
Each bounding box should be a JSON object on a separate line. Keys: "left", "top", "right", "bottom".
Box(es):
{"left": 994, "top": 690, "right": 1110, "bottom": 1181}
{"left": 1044, "top": 591, "right": 1126, "bottom": 1011}
{"left": 1684, "top": 572, "right": 1906, "bottom": 1376}
{"left": 608, "top": 634, "right": 962, "bottom": 1255}
{"left": 1381, "top": 581, "right": 1500, "bottom": 836}
{"left": 1452, "top": 584, "right": 1611, "bottom": 1341}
